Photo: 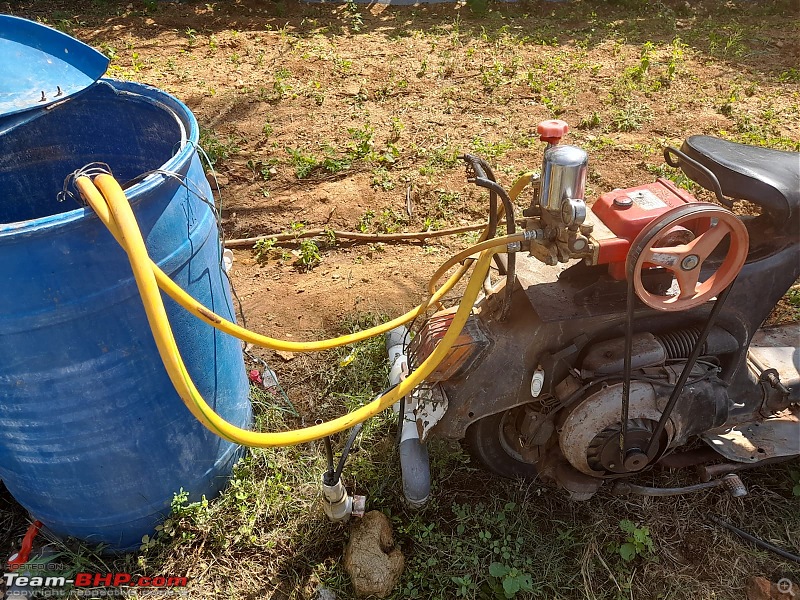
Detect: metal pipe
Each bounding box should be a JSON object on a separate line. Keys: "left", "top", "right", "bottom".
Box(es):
{"left": 386, "top": 326, "right": 431, "bottom": 509}
{"left": 611, "top": 474, "right": 747, "bottom": 497}
{"left": 696, "top": 456, "right": 796, "bottom": 482}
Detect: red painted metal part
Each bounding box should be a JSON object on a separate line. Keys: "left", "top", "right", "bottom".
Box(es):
{"left": 589, "top": 178, "right": 707, "bottom": 279}
{"left": 8, "top": 520, "right": 42, "bottom": 570}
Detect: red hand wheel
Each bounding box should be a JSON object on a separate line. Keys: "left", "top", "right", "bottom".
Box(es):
{"left": 626, "top": 203, "right": 749, "bottom": 312}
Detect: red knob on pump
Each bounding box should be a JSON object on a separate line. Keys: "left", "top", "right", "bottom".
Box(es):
{"left": 537, "top": 119, "right": 569, "bottom": 145}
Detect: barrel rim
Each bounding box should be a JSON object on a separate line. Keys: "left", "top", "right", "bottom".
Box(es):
{"left": 0, "top": 78, "right": 200, "bottom": 237}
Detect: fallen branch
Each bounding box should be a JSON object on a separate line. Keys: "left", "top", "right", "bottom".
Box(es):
{"left": 224, "top": 221, "right": 506, "bottom": 248}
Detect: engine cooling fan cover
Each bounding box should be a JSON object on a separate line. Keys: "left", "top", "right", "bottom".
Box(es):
{"left": 559, "top": 381, "right": 675, "bottom": 476}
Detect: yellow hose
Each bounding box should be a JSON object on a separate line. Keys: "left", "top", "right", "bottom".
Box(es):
{"left": 77, "top": 175, "right": 504, "bottom": 446}
{"left": 76, "top": 180, "right": 496, "bottom": 353}
{"left": 427, "top": 233, "right": 525, "bottom": 298}
{"left": 426, "top": 172, "right": 534, "bottom": 298}
{"left": 508, "top": 173, "right": 534, "bottom": 205}
{"left": 75, "top": 173, "right": 534, "bottom": 353}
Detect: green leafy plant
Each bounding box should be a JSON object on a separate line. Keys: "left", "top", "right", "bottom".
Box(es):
{"left": 296, "top": 239, "right": 321, "bottom": 271}
{"left": 611, "top": 102, "right": 653, "bottom": 132}
{"left": 450, "top": 574, "right": 475, "bottom": 597}
{"left": 373, "top": 209, "right": 408, "bottom": 233}
{"left": 253, "top": 238, "right": 279, "bottom": 262}
{"left": 247, "top": 158, "right": 277, "bottom": 181}
{"left": 613, "top": 520, "right": 655, "bottom": 562}
{"left": 389, "top": 116, "right": 405, "bottom": 141}
{"left": 357, "top": 210, "right": 375, "bottom": 233}
{"left": 471, "top": 137, "right": 513, "bottom": 160}
{"left": 344, "top": 0, "right": 364, "bottom": 32}
{"left": 185, "top": 27, "right": 197, "bottom": 47}
{"left": 322, "top": 228, "right": 337, "bottom": 248}
{"left": 488, "top": 562, "right": 534, "bottom": 598}
{"left": 371, "top": 167, "right": 395, "bottom": 191}
{"left": 253, "top": 238, "right": 292, "bottom": 263}
{"left": 578, "top": 111, "right": 601, "bottom": 129}
{"left": 665, "top": 37, "right": 687, "bottom": 82}
{"left": 287, "top": 147, "right": 319, "bottom": 179}
{"left": 200, "top": 128, "right": 240, "bottom": 166}
{"left": 347, "top": 125, "right": 375, "bottom": 160}
{"left": 790, "top": 469, "right": 800, "bottom": 496}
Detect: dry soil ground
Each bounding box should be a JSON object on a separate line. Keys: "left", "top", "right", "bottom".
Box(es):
{"left": 2, "top": 0, "right": 799, "bottom": 598}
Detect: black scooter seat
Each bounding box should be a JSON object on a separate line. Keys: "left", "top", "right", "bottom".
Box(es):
{"left": 679, "top": 136, "right": 800, "bottom": 223}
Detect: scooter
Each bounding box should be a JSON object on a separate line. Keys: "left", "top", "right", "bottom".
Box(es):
{"left": 402, "top": 120, "right": 799, "bottom": 500}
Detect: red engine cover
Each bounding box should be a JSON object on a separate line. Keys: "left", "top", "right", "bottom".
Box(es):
{"left": 590, "top": 178, "right": 702, "bottom": 279}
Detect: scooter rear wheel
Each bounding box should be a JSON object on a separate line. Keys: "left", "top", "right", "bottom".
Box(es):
{"left": 464, "top": 408, "right": 540, "bottom": 479}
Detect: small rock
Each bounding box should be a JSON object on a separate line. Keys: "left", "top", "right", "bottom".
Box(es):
{"left": 206, "top": 172, "right": 229, "bottom": 188}
{"left": 746, "top": 576, "right": 794, "bottom": 600}
{"left": 747, "top": 576, "right": 772, "bottom": 600}
{"left": 275, "top": 350, "right": 295, "bottom": 361}
{"left": 344, "top": 511, "right": 404, "bottom": 598}
{"left": 315, "top": 585, "right": 337, "bottom": 600}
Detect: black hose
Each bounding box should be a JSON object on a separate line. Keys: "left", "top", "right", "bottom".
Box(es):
{"left": 461, "top": 154, "right": 517, "bottom": 320}
{"left": 488, "top": 191, "right": 498, "bottom": 239}
{"left": 709, "top": 515, "right": 800, "bottom": 564}
{"left": 329, "top": 384, "right": 400, "bottom": 482}
{"left": 317, "top": 417, "right": 336, "bottom": 485}
{"left": 478, "top": 182, "right": 517, "bottom": 320}
{"left": 333, "top": 422, "right": 363, "bottom": 484}
{"left": 396, "top": 394, "right": 406, "bottom": 446}
{"left": 323, "top": 437, "right": 335, "bottom": 485}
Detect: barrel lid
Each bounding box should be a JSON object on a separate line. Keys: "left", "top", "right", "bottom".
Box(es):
{"left": 0, "top": 15, "right": 108, "bottom": 131}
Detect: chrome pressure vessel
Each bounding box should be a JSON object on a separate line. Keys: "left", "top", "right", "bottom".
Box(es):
{"left": 540, "top": 144, "right": 588, "bottom": 215}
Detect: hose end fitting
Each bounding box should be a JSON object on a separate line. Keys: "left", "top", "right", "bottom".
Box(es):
{"left": 321, "top": 475, "right": 353, "bottom": 523}
{"left": 523, "top": 229, "right": 545, "bottom": 241}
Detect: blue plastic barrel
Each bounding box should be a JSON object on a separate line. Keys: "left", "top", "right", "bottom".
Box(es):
{"left": 0, "top": 79, "right": 251, "bottom": 551}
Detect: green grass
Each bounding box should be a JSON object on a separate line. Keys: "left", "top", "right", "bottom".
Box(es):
{"left": 4, "top": 297, "right": 800, "bottom": 599}
{"left": 199, "top": 128, "right": 241, "bottom": 167}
